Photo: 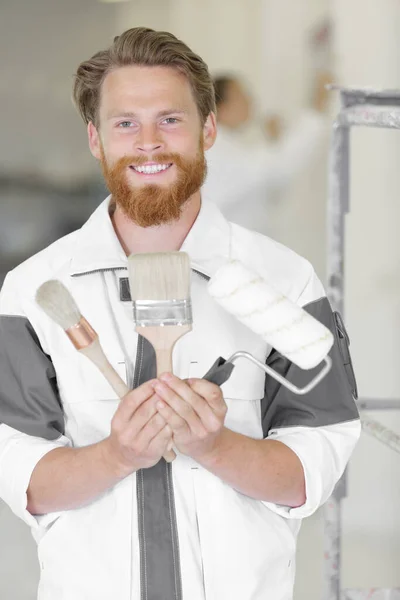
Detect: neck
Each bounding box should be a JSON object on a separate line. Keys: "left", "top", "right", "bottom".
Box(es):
{"left": 111, "top": 192, "right": 201, "bottom": 254}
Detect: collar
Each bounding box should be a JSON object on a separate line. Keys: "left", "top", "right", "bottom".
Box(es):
{"left": 69, "top": 195, "right": 232, "bottom": 280}
{"left": 69, "top": 196, "right": 127, "bottom": 276}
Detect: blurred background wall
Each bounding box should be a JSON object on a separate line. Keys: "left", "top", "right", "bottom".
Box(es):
{"left": 1, "top": 0, "right": 400, "bottom": 598}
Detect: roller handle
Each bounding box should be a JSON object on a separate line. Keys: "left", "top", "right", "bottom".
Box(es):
{"left": 202, "top": 357, "right": 236, "bottom": 386}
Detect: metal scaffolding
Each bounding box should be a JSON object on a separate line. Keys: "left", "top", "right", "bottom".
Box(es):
{"left": 325, "top": 86, "right": 400, "bottom": 600}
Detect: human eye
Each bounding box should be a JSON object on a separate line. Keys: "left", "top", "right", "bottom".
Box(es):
{"left": 118, "top": 121, "right": 133, "bottom": 128}
{"left": 163, "top": 117, "right": 180, "bottom": 125}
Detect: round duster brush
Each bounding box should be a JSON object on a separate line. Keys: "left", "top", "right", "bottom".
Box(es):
{"left": 36, "top": 280, "right": 176, "bottom": 462}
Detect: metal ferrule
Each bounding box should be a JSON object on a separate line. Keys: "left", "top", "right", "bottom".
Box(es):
{"left": 66, "top": 317, "right": 97, "bottom": 350}
{"left": 133, "top": 299, "right": 193, "bottom": 327}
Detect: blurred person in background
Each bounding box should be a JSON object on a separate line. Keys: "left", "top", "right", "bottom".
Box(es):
{"left": 202, "top": 71, "right": 332, "bottom": 234}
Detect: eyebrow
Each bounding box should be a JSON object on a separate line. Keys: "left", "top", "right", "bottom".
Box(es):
{"left": 108, "top": 109, "right": 187, "bottom": 120}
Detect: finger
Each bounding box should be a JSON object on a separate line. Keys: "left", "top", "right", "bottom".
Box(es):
{"left": 186, "top": 378, "right": 227, "bottom": 416}
{"left": 154, "top": 377, "right": 210, "bottom": 435}
{"left": 159, "top": 374, "right": 210, "bottom": 417}
{"left": 155, "top": 396, "right": 190, "bottom": 435}
{"left": 134, "top": 411, "right": 170, "bottom": 451}
{"left": 166, "top": 374, "right": 225, "bottom": 415}
{"left": 115, "top": 379, "right": 159, "bottom": 423}
{"left": 122, "top": 394, "right": 166, "bottom": 443}
{"left": 148, "top": 423, "right": 173, "bottom": 454}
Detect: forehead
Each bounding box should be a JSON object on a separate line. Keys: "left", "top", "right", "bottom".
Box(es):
{"left": 99, "top": 65, "right": 197, "bottom": 117}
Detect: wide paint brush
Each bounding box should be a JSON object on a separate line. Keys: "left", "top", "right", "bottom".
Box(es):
{"left": 128, "top": 251, "right": 193, "bottom": 462}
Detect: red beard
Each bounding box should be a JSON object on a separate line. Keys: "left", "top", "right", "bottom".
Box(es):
{"left": 100, "top": 143, "right": 207, "bottom": 228}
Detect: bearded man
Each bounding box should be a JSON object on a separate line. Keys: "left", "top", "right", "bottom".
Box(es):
{"left": 0, "top": 27, "right": 360, "bottom": 600}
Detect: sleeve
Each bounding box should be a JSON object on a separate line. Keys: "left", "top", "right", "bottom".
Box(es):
{"left": 260, "top": 269, "right": 361, "bottom": 518}
{"left": 0, "top": 424, "right": 71, "bottom": 527}
{"left": 0, "top": 272, "right": 71, "bottom": 526}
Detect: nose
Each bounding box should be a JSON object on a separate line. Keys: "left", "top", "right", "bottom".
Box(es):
{"left": 136, "top": 123, "right": 163, "bottom": 154}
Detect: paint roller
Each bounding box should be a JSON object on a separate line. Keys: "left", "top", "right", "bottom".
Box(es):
{"left": 204, "top": 259, "right": 333, "bottom": 395}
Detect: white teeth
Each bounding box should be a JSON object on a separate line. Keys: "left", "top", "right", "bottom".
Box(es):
{"left": 133, "top": 164, "right": 170, "bottom": 174}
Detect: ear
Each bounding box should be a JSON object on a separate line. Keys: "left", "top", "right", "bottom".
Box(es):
{"left": 88, "top": 121, "right": 102, "bottom": 160}
{"left": 202, "top": 112, "right": 217, "bottom": 151}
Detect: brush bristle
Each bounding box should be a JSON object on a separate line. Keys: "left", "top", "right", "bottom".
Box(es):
{"left": 128, "top": 252, "right": 191, "bottom": 301}
{"left": 35, "top": 280, "right": 81, "bottom": 330}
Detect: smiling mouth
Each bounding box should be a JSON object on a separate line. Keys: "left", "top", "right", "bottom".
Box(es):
{"left": 130, "top": 163, "right": 173, "bottom": 175}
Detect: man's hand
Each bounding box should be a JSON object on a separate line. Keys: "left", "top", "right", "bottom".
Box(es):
{"left": 152, "top": 374, "right": 228, "bottom": 461}
{"left": 103, "top": 380, "right": 173, "bottom": 476}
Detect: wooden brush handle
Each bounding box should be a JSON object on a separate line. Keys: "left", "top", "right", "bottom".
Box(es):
{"left": 80, "top": 338, "right": 176, "bottom": 463}
{"left": 136, "top": 325, "right": 192, "bottom": 377}
{"left": 80, "top": 340, "right": 130, "bottom": 398}
{"left": 136, "top": 324, "right": 192, "bottom": 462}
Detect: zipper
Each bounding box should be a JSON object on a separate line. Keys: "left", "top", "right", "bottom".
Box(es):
{"left": 137, "top": 469, "right": 147, "bottom": 600}
{"left": 166, "top": 462, "right": 183, "bottom": 600}
{"left": 334, "top": 311, "right": 350, "bottom": 345}
{"left": 71, "top": 266, "right": 127, "bottom": 277}
{"left": 192, "top": 269, "right": 210, "bottom": 282}
{"left": 132, "top": 335, "right": 144, "bottom": 390}
{"left": 333, "top": 311, "right": 358, "bottom": 400}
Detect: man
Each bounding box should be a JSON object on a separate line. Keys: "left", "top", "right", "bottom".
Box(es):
{"left": 0, "top": 27, "right": 360, "bottom": 600}
{"left": 202, "top": 72, "right": 331, "bottom": 233}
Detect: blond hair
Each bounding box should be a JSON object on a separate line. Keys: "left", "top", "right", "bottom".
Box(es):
{"left": 73, "top": 27, "right": 216, "bottom": 127}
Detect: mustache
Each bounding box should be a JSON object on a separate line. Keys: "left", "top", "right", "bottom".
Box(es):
{"left": 101, "top": 143, "right": 207, "bottom": 227}
{"left": 113, "top": 153, "right": 183, "bottom": 169}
